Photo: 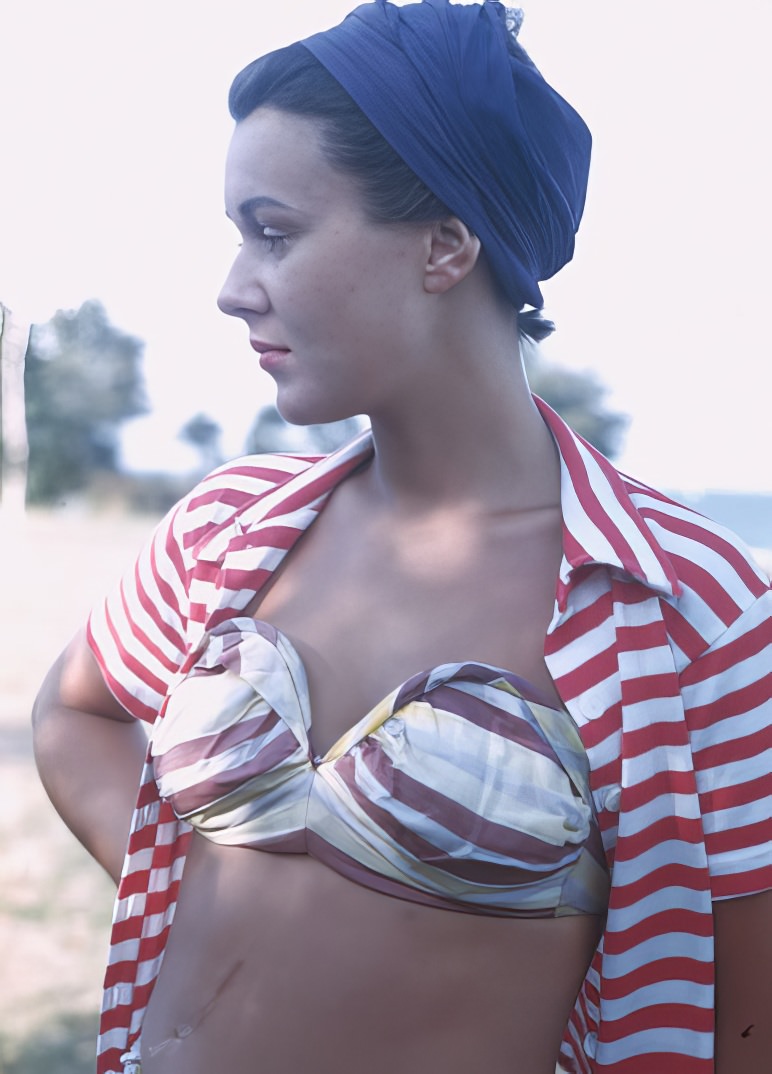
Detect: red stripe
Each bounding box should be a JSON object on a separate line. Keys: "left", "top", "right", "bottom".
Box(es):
{"left": 692, "top": 719, "right": 772, "bottom": 769}
{"left": 699, "top": 770, "right": 771, "bottom": 814}
{"left": 555, "top": 643, "right": 618, "bottom": 701}
{"left": 603, "top": 908, "right": 713, "bottom": 955}
{"left": 600, "top": 955, "right": 712, "bottom": 999}
{"left": 90, "top": 654, "right": 156, "bottom": 722}
{"left": 681, "top": 614, "right": 770, "bottom": 687}
{"left": 260, "top": 454, "right": 370, "bottom": 521}
{"left": 621, "top": 672, "right": 680, "bottom": 707}
{"left": 115, "top": 590, "right": 176, "bottom": 683}
{"left": 642, "top": 507, "right": 768, "bottom": 597}
{"left": 601, "top": 1002, "right": 713, "bottom": 1040}
{"left": 575, "top": 704, "right": 622, "bottom": 752}
{"left": 590, "top": 1055, "right": 708, "bottom": 1074}
{"left": 622, "top": 768, "right": 697, "bottom": 810}
{"left": 612, "top": 583, "right": 656, "bottom": 607}
{"left": 712, "top": 865, "right": 772, "bottom": 899}
{"left": 621, "top": 716, "right": 691, "bottom": 757}
{"left": 686, "top": 673, "right": 772, "bottom": 731}
{"left": 545, "top": 589, "right": 613, "bottom": 648}
{"left": 668, "top": 552, "right": 743, "bottom": 626}
{"left": 539, "top": 413, "right": 679, "bottom": 593}
{"left": 231, "top": 522, "right": 312, "bottom": 551}
{"left": 704, "top": 816, "right": 772, "bottom": 856}
{"left": 661, "top": 601, "right": 710, "bottom": 663}
{"left": 609, "top": 863, "right": 710, "bottom": 909}
{"left": 613, "top": 815, "right": 705, "bottom": 861}
{"left": 616, "top": 621, "right": 673, "bottom": 650}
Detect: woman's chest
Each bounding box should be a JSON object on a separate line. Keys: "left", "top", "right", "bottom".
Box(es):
{"left": 248, "top": 495, "right": 565, "bottom": 754}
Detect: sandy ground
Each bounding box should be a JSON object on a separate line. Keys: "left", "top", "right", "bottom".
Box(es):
{"left": 0, "top": 508, "right": 159, "bottom": 1074}
{"left": 1, "top": 508, "right": 769, "bottom": 1074}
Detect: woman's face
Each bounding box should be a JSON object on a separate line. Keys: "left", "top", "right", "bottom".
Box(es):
{"left": 218, "top": 107, "right": 434, "bottom": 425}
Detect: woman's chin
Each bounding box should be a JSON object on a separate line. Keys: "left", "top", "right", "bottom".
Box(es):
{"left": 276, "top": 395, "right": 357, "bottom": 429}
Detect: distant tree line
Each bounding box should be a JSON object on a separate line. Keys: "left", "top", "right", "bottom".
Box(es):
{"left": 1, "top": 298, "right": 625, "bottom": 509}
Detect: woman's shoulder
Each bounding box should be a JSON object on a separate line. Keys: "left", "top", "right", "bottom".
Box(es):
{"left": 169, "top": 450, "right": 328, "bottom": 536}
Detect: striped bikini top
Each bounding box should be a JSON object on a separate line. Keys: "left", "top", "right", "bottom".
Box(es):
{"left": 151, "top": 618, "right": 609, "bottom": 918}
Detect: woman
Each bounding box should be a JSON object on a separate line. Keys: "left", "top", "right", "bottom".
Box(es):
{"left": 32, "top": 3, "right": 772, "bottom": 1072}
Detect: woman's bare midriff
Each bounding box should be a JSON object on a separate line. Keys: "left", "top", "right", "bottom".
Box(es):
{"left": 141, "top": 834, "right": 601, "bottom": 1074}
{"left": 141, "top": 452, "right": 597, "bottom": 1072}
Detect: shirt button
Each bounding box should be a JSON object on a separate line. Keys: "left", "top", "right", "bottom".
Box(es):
{"left": 582, "top": 694, "right": 606, "bottom": 720}
{"left": 384, "top": 717, "right": 404, "bottom": 735}
{"left": 583, "top": 1031, "right": 598, "bottom": 1058}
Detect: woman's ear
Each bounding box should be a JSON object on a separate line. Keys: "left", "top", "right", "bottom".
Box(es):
{"left": 423, "top": 216, "right": 482, "bottom": 294}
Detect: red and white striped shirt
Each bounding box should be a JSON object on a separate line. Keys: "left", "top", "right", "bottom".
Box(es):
{"left": 88, "top": 398, "right": 772, "bottom": 1073}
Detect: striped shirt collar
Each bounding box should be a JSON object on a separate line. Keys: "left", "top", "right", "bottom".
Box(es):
{"left": 220, "top": 396, "right": 682, "bottom": 608}
{"left": 532, "top": 397, "right": 683, "bottom": 608}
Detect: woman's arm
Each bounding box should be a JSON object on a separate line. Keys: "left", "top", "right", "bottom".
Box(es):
{"left": 714, "top": 889, "right": 772, "bottom": 1071}
{"left": 32, "top": 628, "right": 148, "bottom": 884}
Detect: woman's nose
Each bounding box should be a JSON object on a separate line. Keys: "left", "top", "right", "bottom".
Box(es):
{"left": 217, "top": 254, "right": 270, "bottom": 319}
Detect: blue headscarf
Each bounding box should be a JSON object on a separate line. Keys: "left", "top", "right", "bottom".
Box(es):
{"left": 302, "top": 0, "right": 591, "bottom": 310}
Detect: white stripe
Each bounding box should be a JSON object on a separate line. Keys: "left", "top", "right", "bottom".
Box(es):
{"left": 106, "top": 938, "right": 140, "bottom": 966}
{"left": 613, "top": 791, "right": 702, "bottom": 837}
{"left": 707, "top": 841, "right": 772, "bottom": 879}
{"left": 608, "top": 839, "right": 710, "bottom": 886}
{"left": 603, "top": 884, "right": 710, "bottom": 931}
{"left": 601, "top": 930, "right": 713, "bottom": 972}
{"left": 645, "top": 500, "right": 767, "bottom": 592}
{"left": 599, "top": 1028, "right": 713, "bottom": 1063}
{"left": 601, "top": 978, "right": 713, "bottom": 1020}
{"left": 565, "top": 439, "right": 673, "bottom": 588}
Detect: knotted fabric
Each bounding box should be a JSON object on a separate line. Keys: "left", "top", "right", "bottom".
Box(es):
{"left": 302, "top": 0, "right": 591, "bottom": 309}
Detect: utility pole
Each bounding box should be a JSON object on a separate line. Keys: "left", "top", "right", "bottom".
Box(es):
{"left": 0, "top": 303, "right": 30, "bottom": 519}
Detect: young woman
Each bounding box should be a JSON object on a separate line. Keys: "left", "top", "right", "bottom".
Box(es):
{"left": 33, "top": 3, "right": 772, "bottom": 1072}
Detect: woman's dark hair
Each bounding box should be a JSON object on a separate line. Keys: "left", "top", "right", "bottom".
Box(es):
{"left": 228, "top": 42, "right": 554, "bottom": 342}
{"left": 230, "top": 43, "right": 448, "bottom": 225}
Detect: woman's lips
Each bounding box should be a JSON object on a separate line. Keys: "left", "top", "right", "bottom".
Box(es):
{"left": 250, "top": 339, "right": 291, "bottom": 372}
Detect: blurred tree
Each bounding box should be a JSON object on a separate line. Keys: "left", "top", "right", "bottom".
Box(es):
{"left": 24, "top": 300, "right": 148, "bottom": 503}
{"left": 179, "top": 412, "right": 223, "bottom": 474}
{"left": 524, "top": 349, "right": 626, "bottom": 458}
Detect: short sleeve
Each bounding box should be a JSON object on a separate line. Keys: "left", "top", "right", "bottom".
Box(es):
{"left": 681, "top": 587, "right": 772, "bottom": 899}
{"left": 85, "top": 452, "right": 325, "bottom": 723}
{"left": 87, "top": 497, "right": 196, "bottom": 723}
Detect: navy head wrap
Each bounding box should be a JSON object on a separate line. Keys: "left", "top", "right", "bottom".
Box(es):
{"left": 302, "top": 0, "right": 591, "bottom": 310}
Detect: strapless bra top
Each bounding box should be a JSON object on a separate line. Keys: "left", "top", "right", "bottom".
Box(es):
{"left": 150, "top": 618, "right": 609, "bottom": 917}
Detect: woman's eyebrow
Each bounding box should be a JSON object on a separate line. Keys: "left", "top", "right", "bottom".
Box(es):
{"left": 228, "top": 195, "right": 296, "bottom": 220}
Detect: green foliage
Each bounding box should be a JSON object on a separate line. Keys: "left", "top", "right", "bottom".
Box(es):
{"left": 24, "top": 300, "right": 147, "bottom": 503}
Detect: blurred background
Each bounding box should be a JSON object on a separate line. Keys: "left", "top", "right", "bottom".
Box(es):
{"left": 1, "top": 1, "right": 770, "bottom": 1070}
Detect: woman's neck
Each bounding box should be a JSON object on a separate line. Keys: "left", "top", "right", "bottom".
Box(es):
{"left": 360, "top": 293, "right": 562, "bottom": 518}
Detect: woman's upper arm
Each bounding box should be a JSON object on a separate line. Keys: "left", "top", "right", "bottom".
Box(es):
{"left": 33, "top": 627, "right": 134, "bottom": 727}
{"left": 56, "top": 627, "right": 136, "bottom": 721}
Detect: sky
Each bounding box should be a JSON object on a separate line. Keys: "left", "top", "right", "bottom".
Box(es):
{"left": 1, "top": 0, "right": 770, "bottom": 492}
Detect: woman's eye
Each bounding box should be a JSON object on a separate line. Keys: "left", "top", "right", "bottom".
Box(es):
{"left": 257, "top": 225, "right": 290, "bottom": 251}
